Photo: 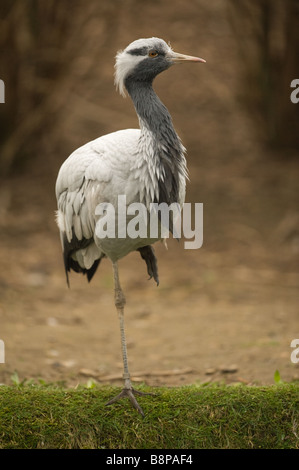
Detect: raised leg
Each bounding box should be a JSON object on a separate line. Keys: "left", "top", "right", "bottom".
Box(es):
{"left": 106, "top": 261, "right": 153, "bottom": 417}
{"left": 137, "top": 245, "right": 159, "bottom": 286}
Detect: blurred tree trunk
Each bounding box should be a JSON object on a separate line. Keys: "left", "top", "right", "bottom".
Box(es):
{"left": 229, "top": 0, "right": 299, "bottom": 151}
{"left": 0, "top": 1, "right": 74, "bottom": 175}
{"left": 0, "top": 0, "right": 120, "bottom": 177}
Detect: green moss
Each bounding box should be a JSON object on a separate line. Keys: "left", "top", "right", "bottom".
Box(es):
{"left": 0, "top": 383, "right": 298, "bottom": 449}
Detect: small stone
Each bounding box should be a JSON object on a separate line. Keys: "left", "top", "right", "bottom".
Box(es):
{"left": 47, "top": 317, "right": 58, "bottom": 327}
{"left": 220, "top": 365, "right": 238, "bottom": 374}
{"left": 205, "top": 368, "right": 216, "bottom": 375}
{"left": 60, "top": 359, "right": 76, "bottom": 368}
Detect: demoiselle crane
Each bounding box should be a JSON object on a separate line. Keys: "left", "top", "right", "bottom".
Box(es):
{"left": 55, "top": 38, "right": 205, "bottom": 416}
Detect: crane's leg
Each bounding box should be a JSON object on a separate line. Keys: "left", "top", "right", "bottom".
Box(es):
{"left": 106, "top": 261, "right": 153, "bottom": 417}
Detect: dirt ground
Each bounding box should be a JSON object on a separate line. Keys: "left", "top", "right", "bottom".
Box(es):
{"left": 0, "top": 147, "right": 298, "bottom": 389}
{"left": 0, "top": 0, "right": 298, "bottom": 389}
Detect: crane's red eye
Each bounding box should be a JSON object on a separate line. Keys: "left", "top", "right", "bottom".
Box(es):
{"left": 148, "top": 51, "right": 158, "bottom": 58}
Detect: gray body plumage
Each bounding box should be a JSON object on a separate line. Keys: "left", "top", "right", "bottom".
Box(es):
{"left": 56, "top": 38, "right": 188, "bottom": 282}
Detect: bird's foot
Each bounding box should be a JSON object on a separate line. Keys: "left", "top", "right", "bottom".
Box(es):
{"left": 138, "top": 246, "right": 159, "bottom": 286}
{"left": 106, "top": 387, "right": 156, "bottom": 417}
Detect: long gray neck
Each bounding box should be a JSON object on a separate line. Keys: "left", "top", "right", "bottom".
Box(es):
{"left": 125, "top": 79, "right": 180, "bottom": 150}
{"left": 125, "top": 78, "right": 187, "bottom": 207}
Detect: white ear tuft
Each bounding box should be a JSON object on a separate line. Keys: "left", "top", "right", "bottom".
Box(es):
{"left": 114, "top": 49, "right": 145, "bottom": 98}
{"left": 114, "top": 49, "right": 128, "bottom": 98}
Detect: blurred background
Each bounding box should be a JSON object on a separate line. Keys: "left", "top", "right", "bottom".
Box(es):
{"left": 0, "top": 0, "right": 298, "bottom": 387}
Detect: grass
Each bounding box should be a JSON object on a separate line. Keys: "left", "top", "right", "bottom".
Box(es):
{"left": 0, "top": 382, "right": 298, "bottom": 449}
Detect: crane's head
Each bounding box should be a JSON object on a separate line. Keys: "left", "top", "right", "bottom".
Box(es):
{"left": 115, "top": 37, "right": 205, "bottom": 97}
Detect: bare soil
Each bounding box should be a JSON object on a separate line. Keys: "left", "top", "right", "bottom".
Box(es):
{"left": 0, "top": 0, "right": 298, "bottom": 389}
{"left": 0, "top": 148, "right": 298, "bottom": 389}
